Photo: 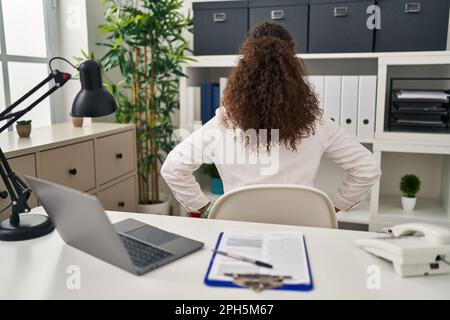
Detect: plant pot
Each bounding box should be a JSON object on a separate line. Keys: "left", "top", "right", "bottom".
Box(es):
{"left": 137, "top": 193, "right": 170, "bottom": 215}
{"left": 16, "top": 124, "right": 31, "bottom": 138}
{"left": 71, "top": 117, "right": 84, "bottom": 127}
{"left": 210, "top": 177, "right": 224, "bottom": 195}
{"left": 401, "top": 196, "right": 416, "bottom": 213}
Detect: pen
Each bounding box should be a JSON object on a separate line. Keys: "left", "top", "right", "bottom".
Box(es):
{"left": 211, "top": 249, "right": 273, "bottom": 269}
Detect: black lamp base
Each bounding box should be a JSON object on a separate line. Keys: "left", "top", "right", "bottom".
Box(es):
{"left": 0, "top": 214, "right": 54, "bottom": 241}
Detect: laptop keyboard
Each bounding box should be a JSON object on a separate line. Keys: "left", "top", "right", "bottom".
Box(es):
{"left": 126, "top": 225, "right": 179, "bottom": 246}
{"left": 118, "top": 233, "right": 174, "bottom": 268}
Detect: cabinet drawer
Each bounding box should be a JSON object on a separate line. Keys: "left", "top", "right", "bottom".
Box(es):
{"left": 309, "top": 0, "right": 374, "bottom": 53}
{"left": 249, "top": 0, "right": 308, "bottom": 53}
{"left": 375, "top": 0, "right": 449, "bottom": 52}
{"left": 96, "top": 130, "right": 136, "bottom": 185}
{"left": 98, "top": 176, "right": 137, "bottom": 212}
{"left": 194, "top": 1, "right": 248, "bottom": 55}
{"left": 0, "top": 154, "right": 38, "bottom": 221}
{"left": 39, "top": 141, "right": 95, "bottom": 192}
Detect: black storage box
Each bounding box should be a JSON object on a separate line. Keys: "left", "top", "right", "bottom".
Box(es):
{"left": 193, "top": 1, "right": 249, "bottom": 55}
{"left": 249, "top": 0, "right": 309, "bottom": 53}
{"left": 309, "top": 0, "right": 375, "bottom": 53}
{"left": 375, "top": 0, "right": 449, "bottom": 52}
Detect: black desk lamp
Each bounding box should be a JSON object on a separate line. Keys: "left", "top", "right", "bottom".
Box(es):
{"left": 0, "top": 58, "right": 117, "bottom": 241}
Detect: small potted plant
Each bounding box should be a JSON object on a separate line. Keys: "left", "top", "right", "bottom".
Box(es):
{"left": 400, "top": 174, "right": 421, "bottom": 213}
{"left": 201, "top": 164, "right": 224, "bottom": 195}
{"left": 16, "top": 120, "right": 32, "bottom": 138}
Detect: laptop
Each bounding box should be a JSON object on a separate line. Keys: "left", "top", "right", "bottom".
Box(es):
{"left": 25, "top": 176, "right": 204, "bottom": 275}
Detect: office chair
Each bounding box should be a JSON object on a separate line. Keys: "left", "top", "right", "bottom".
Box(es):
{"left": 208, "top": 184, "right": 337, "bottom": 229}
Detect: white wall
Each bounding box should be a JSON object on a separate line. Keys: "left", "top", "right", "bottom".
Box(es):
{"left": 54, "top": 0, "right": 89, "bottom": 122}
{"left": 52, "top": 0, "right": 118, "bottom": 123}
{"left": 85, "top": 0, "right": 119, "bottom": 122}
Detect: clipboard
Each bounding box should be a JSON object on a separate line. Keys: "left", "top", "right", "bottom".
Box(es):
{"left": 204, "top": 232, "right": 314, "bottom": 291}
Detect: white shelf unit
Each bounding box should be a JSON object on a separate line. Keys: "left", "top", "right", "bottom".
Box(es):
{"left": 370, "top": 143, "right": 450, "bottom": 231}
{"left": 178, "top": 51, "right": 450, "bottom": 229}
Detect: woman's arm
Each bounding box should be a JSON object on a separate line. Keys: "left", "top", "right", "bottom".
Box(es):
{"left": 161, "top": 121, "right": 215, "bottom": 213}
{"left": 322, "top": 120, "right": 381, "bottom": 212}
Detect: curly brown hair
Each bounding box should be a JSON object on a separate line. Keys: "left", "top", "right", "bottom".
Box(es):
{"left": 222, "top": 22, "right": 321, "bottom": 151}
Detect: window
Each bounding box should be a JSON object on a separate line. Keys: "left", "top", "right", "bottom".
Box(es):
{"left": 0, "top": 0, "right": 56, "bottom": 130}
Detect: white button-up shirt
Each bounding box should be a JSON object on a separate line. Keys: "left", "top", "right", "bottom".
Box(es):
{"left": 161, "top": 108, "right": 381, "bottom": 212}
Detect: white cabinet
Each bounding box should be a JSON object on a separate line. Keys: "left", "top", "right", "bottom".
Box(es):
{"left": 0, "top": 123, "right": 138, "bottom": 222}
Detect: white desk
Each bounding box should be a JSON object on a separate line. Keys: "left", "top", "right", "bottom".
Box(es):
{"left": 0, "top": 207, "right": 449, "bottom": 299}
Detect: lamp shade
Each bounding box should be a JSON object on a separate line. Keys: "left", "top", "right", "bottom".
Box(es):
{"left": 71, "top": 60, "right": 117, "bottom": 117}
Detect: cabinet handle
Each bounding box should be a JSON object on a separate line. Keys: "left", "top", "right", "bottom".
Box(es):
{"left": 405, "top": 3, "right": 421, "bottom": 13}
{"left": 0, "top": 191, "right": 8, "bottom": 199}
{"left": 118, "top": 201, "right": 125, "bottom": 208}
{"left": 271, "top": 9, "right": 285, "bottom": 20}
{"left": 68, "top": 168, "right": 77, "bottom": 176}
{"left": 334, "top": 7, "right": 348, "bottom": 17}
{"left": 363, "top": 119, "right": 369, "bottom": 125}
{"left": 330, "top": 117, "right": 335, "bottom": 122}
{"left": 213, "top": 12, "right": 226, "bottom": 23}
{"left": 346, "top": 118, "right": 352, "bottom": 124}
{"left": 116, "top": 152, "right": 123, "bottom": 159}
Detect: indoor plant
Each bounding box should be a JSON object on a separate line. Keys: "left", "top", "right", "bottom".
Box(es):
{"left": 16, "top": 120, "right": 32, "bottom": 138}
{"left": 400, "top": 174, "right": 421, "bottom": 213}
{"left": 201, "top": 164, "right": 224, "bottom": 195}
{"left": 96, "top": 0, "right": 193, "bottom": 214}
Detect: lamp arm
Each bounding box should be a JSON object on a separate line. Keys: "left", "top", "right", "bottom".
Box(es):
{"left": 0, "top": 69, "right": 71, "bottom": 225}
{"left": 0, "top": 149, "right": 30, "bottom": 224}
{"left": 0, "top": 85, "right": 61, "bottom": 133}
{"left": 0, "top": 70, "right": 71, "bottom": 133}
{"left": 0, "top": 73, "right": 54, "bottom": 124}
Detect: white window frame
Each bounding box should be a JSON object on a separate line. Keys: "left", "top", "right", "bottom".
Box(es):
{"left": 0, "top": 0, "right": 60, "bottom": 130}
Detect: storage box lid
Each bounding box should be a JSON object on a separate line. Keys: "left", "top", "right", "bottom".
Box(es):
{"left": 309, "top": 0, "right": 374, "bottom": 4}
{"left": 193, "top": 1, "right": 248, "bottom": 10}
{"left": 249, "top": 0, "right": 308, "bottom": 8}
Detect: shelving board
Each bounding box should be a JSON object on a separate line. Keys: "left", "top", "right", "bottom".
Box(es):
{"left": 373, "top": 195, "right": 449, "bottom": 226}
{"left": 374, "top": 138, "right": 450, "bottom": 155}
{"left": 195, "top": 190, "right": 449, "bottom": 227}
{"left": 336, "top": 198, "right": 370, "bottom": 224}
{"left": 203, "top": 188, "right": 222, "bottom": 203}
{"left": 184, "top": 51, "right": 450, "bottom": 68}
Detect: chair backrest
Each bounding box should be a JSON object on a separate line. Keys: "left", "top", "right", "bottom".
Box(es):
{"left": 208, "top": 184, "right": 337, "bottom": 229}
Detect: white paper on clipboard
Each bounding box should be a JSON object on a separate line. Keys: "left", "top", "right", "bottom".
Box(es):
{"left": 208, "top": 230, "right": 311, "bottom": 286}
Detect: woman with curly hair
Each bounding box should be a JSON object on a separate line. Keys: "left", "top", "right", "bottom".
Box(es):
{"left": 162, "top": 22, "right": 380, "bottom": 216}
